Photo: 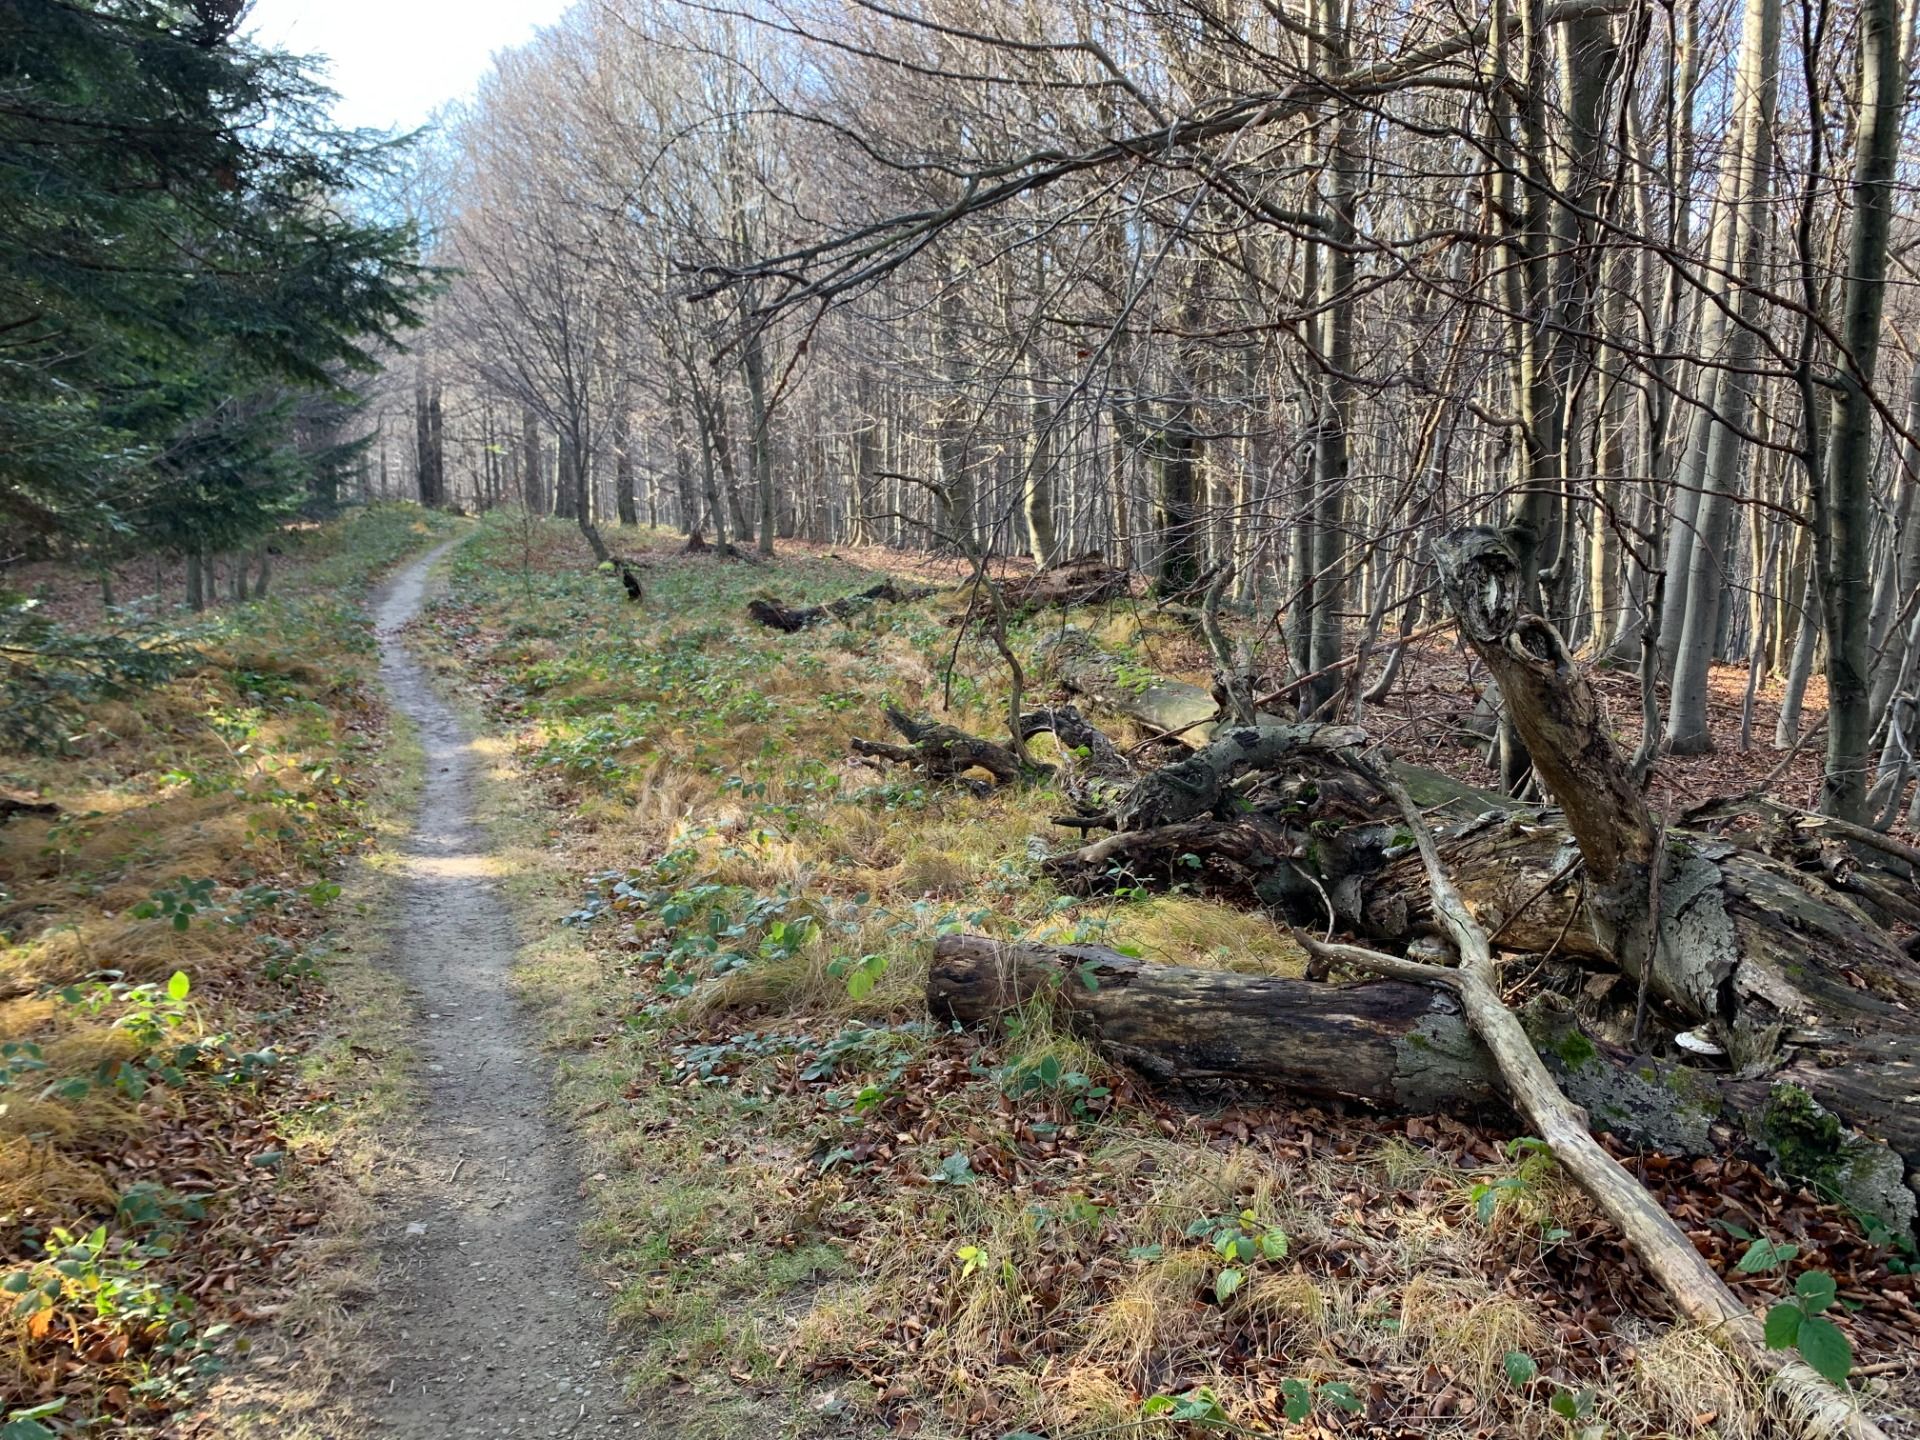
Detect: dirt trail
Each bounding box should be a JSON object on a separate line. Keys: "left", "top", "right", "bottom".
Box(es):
{"left": 347, "top": 541, "right": 633, "bottom": 1437}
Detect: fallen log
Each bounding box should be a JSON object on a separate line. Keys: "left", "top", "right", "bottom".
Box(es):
{"left": 983, "top": 554, "right": 1135, "bottom": 614}
{"left": 929, "top": 935, "right": 1907, "bottom": 1221}
{"left": 1112, "top": 722, "right": 1369, "bottom": 830}
{"left": 0, "top": 791, "right": 59, "bottom": 824}
{"left": 849, "top": 707, "right": 1022, "bottom": 786}
{"left": 748, "top": 579, "right": 936, "bottom": 632}
{"left": 1016, "top": 704, "right": 1131, "bottom": 778}
{"left": 931, "top": 934, "right": 1494, "bottom": 1112}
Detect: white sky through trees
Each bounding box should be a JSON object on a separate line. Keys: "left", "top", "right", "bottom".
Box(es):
{"left": 246, "top": 0, "right": 574, "bottom": 132}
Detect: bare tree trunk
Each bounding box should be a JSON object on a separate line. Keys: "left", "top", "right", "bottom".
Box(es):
{"left": 1024, "top": 377, "right": 1061, "bottom": 568}
{"left": 522, "top": 408, "right": 546, "bottom": 514}
{"left": 614, "top": 399, "right": 638, "bottom": 528}
{"left": 667, "top": 373, "right": 698, "bottom": 534}
{"left": 743, "top": 314, "right": 776, "bottom": 557}
{"left": 1665, "top": 0, "right": 1782, "bottom": 751}
{"left": 1813, "top": 0, "right": 1904, "bottom": 820}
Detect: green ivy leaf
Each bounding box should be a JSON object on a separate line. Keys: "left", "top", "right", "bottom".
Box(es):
{"left": 1318, "top": 1381, "right": 1362, "bottom": 1414}
{"left": 1737, "top": 1236, "right": 1799, "bottom": 1273}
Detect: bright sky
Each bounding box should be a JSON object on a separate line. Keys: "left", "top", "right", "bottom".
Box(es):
{"left": 245, "top": 0, "right": 577, "bottom": 133}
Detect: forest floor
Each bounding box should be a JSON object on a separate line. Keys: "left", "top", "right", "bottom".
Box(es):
{"left": 0, "top": 508, "right": 462, "bottom": 1436}
{"left": 403, "top": 513, "right": 1920, "bottom": 1440}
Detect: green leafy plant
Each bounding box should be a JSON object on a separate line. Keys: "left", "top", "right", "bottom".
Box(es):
{"left": 928, "top": 1151, "right": 977, "bottom": 1186}
{"left": 1715, "top": 1225, "right": 1853, "bottom": 1382}
{"left": 1280, "top": 1377, "right": 1363, "bottom": 1422}
{"left": 1764, "top": 1270, "right": 1852, "bottom": 1383}
{"left": 996, "top": 1050, "right": 1111, "bottom": 1116}
{"left": 0, "top": 1041, "right": 47, "bottom": 1088}
{"left": 828, "top": 952, "right": 888, "bottom": 1000}
{"left": 1186, "top": 1209, "right": 1288, "bottom": 1301}
{"left": 1548, "top": 1385, "right": 1598, "bottom": 1425}
{"left": 1470, "top": 1136, "right": 1563, "bottom": 1239}
{"left": 1142, "top": 1386, "right": 1229, "bottom": 1427}
{"left": 131, "top": 878, "right": 219, "bottom": 931}
{"left": 3, "top": 1400, "right": 66, "bottom": 1440}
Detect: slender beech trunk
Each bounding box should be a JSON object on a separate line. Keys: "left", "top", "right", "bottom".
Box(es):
{"left": 1024, "top": 372, "right": 1061, "bottom": 568}
{"left": 1813, "top": 0, "right": 1904, "bottom": 818}
{"left": 1664, "top": 0, "right": 1782, "bottom": 751}
{"left": 743, "top": 314, "right": 775, "bottom": 557}
{"left": 1305, "top": 0, "right": 1355, "bottom": 713}
{"left": 614, "top": 399, "right": 638, "bottom": 528}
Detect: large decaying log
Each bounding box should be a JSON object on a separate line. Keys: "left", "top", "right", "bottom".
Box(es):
{"left": 931, "top": 935, "right": 1496, "bottom": 1112}
{"left": 930, "top": 936, "right": 1895, "bottom": 1203}
{"left": 1112, "top": 722, "right": 1369, "bottom": 829}
{"left": 1041, "top": 585, "right": 1920, "bottom": 1241}
{"left": 1357, "top": 755, "right": 1885, "bottom": 1440}
{"left": 983, "top": 554, "right": 1135, "bottom": 614}
{"left": 1037, "top": 627, "right": 1503, "bottom": 816}
{"left": 1433, "top": 528, "right": 1920, "bottom": 1228}
{"left": 748, "top": 579, "right": 935, "bottom": 631}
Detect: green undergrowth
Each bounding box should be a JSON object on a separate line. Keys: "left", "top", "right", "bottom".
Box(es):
{"left": 419, "top": 513, "right": 1785, "bottom": 1440}
{"left": 0, "top": 505, "right": 458, "bottom": 1435}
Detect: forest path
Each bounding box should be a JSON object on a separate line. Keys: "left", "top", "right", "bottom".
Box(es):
{"left": 349, "top": 541, "right": 635, "bottom": 1438}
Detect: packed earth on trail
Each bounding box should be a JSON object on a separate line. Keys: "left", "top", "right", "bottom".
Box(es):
{"left": 8, "top": 1, "right": 1920, "bottom": 1439}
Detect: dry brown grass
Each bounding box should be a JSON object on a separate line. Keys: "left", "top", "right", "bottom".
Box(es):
{"left": 0, "top": 505, "right": 455, "bottom": 1432}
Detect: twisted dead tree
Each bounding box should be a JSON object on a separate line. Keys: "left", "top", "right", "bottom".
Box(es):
{"left": 1024, "top": 541, "right": 1920, "bottom": 1234}
{"left": 1434, "top": 529, "right": 1920, "bottom": 1223}
{"left": 929, "top": 527, "right": 1920, "bottom": 1434}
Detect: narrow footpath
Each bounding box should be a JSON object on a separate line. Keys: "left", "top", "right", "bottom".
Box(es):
{"left": 350, "top": 541, "right": 633, "bottom": 1437}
